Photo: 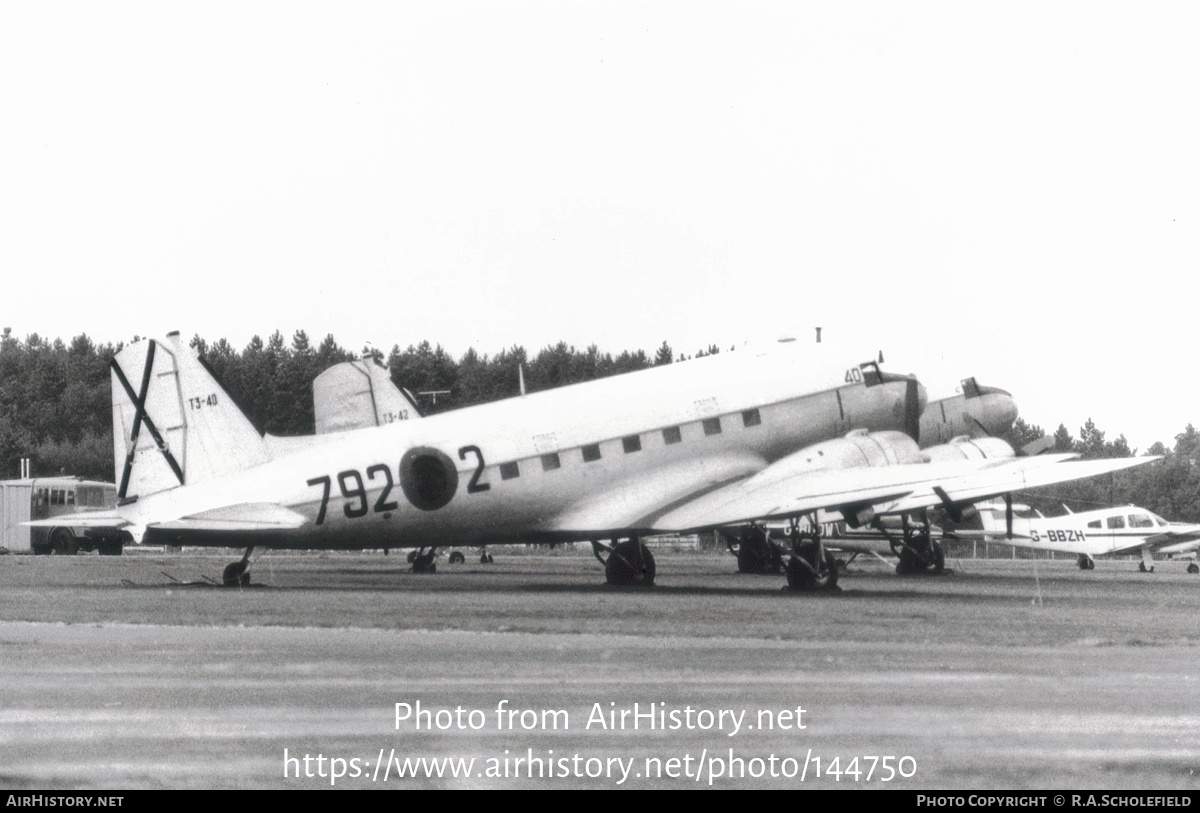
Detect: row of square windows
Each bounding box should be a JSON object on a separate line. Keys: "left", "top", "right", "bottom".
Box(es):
{"left": 496, "top": 408, "right": 762, "bottom": 481}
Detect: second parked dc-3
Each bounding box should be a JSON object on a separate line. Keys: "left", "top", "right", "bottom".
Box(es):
{"left": 31, "top": 332, "right": 1154, "bottom": 590}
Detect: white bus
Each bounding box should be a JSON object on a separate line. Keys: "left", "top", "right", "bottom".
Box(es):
{"left": 0, "top": 477, "right": 121, "bottom": 555}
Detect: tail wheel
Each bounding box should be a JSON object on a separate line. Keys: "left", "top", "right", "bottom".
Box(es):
{"left": 448, "top": 551, "right": 465, "bottom": 564}
{"left": 605, "top": 540, "right": 656, "bottom": 586}
{"left": 49, "top": 528, "right": 78, "bottom": 556}
{"left": 786, "top": 545, "right": 839, "bottom": 591}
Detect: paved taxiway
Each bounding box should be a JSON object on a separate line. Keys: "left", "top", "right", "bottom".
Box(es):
{"left": 1, "top": 549, "right": 1197, "bottom": 789}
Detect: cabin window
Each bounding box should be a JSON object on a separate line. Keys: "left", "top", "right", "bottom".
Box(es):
{"left": 1128, "top": 514, "right": 1153, "bottom": 528}
{"left": 702, "top": 417, "right": 722, "bottom": 436}
{"left": 582, "top": 444, "right": 602, "bottom": 462}
{"left": 66, "top": 490, "right": 74, "bottom": 505}
{"left": 51, "top": 489, "right": 62, "bottom": 506}
{"left": 742, "top": 408, "right": 761, "bottom": 428}
{"left": 1106, "top": 516, "right": 1125, "bottom": 529}
{"left": 500, "top": 462, "right": 520, "bottom": 480}
{"left": 662, "top": 426, "right": 682, "bottom": 445}
{"left": 622, "top": 435, "right": 642, "bottom": 454}
{"left": 541, "top": 453, "right": 561, "bottom": 472}
{"left": 1087, "top": 520, "right": 1101, "bottom": 529}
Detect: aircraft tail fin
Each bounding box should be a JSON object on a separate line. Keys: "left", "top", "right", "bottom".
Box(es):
{"left": 313, "top": 357, "right": 421, "bottom": 434}
{"left": 111, "top": 333, "right": 270, "bottom": 501}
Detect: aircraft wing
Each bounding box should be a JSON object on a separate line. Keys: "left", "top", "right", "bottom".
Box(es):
{"left": 643, "top": 454, "right": 1158, "bottom": 534}
{"left": 1139, "top": 526, "right": 1200, "bottom": 556}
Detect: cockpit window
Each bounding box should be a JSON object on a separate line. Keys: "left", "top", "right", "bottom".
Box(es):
{"left": 1128, "top": 514, "right": 1154, "bottom": 528}
{"left": 1106, "top": 516, "right": 1125, "bottom": 529}
{"left": 961, "top": 377, "right": 981, "bottom": 399}
{"left": 1087, "top": 520, "right": 1101, "bottom": 529}
{"left": 1152, "top": 513, "right": 1168, "bottom": 526}
{"left": 860, "top": 362, "right": 882, "bottom": 387}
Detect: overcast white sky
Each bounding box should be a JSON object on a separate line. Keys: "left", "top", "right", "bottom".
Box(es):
{"left": 2, "top": 2, "right": 1197, "bottom": 451}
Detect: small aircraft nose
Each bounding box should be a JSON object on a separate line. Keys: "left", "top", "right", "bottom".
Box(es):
{"left": 994, "top": 392, "right": 1018, "bottom": 433}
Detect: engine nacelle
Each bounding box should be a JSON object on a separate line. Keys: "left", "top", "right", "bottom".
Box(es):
{"left": 765, "top": 429, "right": 925, "bottom": 483}
{"left": 922, "top": 435, "right": 1016, "bottom": 464}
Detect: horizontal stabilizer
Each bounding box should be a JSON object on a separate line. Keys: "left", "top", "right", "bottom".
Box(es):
{"left": 150, "top": 502, "right": 307, "bottom": 533}
{"left": 23, "top": 512, "right": 128, "bottom": 529}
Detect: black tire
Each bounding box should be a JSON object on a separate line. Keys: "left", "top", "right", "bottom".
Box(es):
{"left": 222, "top": 561, "right": 250, "bottom": 587}
{"left": 786, "top": 546, "right": 839, "bottom": 591}
{"left": 895, "top": 537, "right": 944, "bottom": 575}
{"left": 97, "top": 540, "right": 123, "bottom": 556}
{"left": 604, "top": 541, "right": 656, "bottom": 586}
{"left": 736, "top": 527, "right": 781, "bottom": 574}
{"left": 407, "top": 550, "right": 418, "bottom": 563}
{"left": 49, "top": 528, "right": 78, "bottom": 556}
{"left": 412, "top": 551, "right": 437, "bottom": 573}
{"left": 448, "top": 551, "right": 465, "bottom": 564}
{"left": 1187, "top": 563, "right": 1198, "bottom": 575}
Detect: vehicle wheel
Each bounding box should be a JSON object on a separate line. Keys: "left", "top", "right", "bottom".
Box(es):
{"left": 49, "top": 528, "right": 78, "bottom": 555}
{"left": 1188, "top": 563, "right": 1198, "bottom": 575}
{"left": 448, "top": 551, "right": 465, "bottom": 564}
{"left": 786, "top": 546, "right": 839, "bottom": 591}
{"left": 604, "top": 540, "right": 655, "bottom": 586}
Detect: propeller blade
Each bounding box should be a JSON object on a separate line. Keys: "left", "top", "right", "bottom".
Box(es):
{"left": 905, "top": 377, "right": 922, "bottom": 442}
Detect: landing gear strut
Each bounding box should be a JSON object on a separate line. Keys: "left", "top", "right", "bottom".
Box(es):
{"left": 783, "top": 516, "right": 839, "bottom": 591}
{"left": 592, "top": 536, "right": 655, "bottom": 586}
{"left": 882, "top": 511, "right": 945, "bottom": 575}
{"left": 222, "top": 546, "right": 254, "bottom": 587}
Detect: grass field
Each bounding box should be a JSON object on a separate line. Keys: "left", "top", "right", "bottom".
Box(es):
{"left": 1, "top": 548, "right": 1197, "bottom": 789}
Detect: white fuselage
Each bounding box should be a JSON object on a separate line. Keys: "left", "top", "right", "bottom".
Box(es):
{"left": 130, "top": 344, "right": 920, "bottom": 550}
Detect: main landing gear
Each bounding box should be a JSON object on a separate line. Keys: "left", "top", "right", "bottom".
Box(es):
{"left": 592, "top": 535, "right": 656, "bottom": 586}
{"left": 222, "top": 546, "right": 254, "bottom": 587}
{"left": 1077, "top": 554, "right": 1096, "bottom": 571}
{"left": 781, "top": 517, "right": 839, "bottom": 591}
{"left": 407, "top": 547, "right": 437, "bottom": 573}
{"left": 877, "top": 511, "right": 945, "bottom": 576}
{"left": 1188, "top": 562, "right": 1199, "bottom": 575}
{"left": 727, "top": 525, "right": 784, "bottom": 574}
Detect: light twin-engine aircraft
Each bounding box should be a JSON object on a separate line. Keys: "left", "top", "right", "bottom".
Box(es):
{"left": 974, "top": 501, "right": 1200, "bottom": 573}
{"left": 30, "top": 332, "right": 1154, "bottom": 591}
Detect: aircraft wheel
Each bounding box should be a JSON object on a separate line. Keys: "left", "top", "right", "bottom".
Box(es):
{"left": 97, "top": 540, "right": 123, "bottom": 556}
{"left": 736, "top": 527, "right": 781, "bottom": 574}
{"left": 411, "top": 550, "right": 437, "bottom": 574}
{"left": 222, "top": 561, "right": 250, "bottom": 587}
{"left": 50, "top": 528, "right": 78, "bottom": 555}
{"left": 604, "top": 541, "right": 655, "bottom": 586}
{"left": 786, "top": 546, "right": 839, "bottom": 591}
{"left": 1187, "top": 563, "right": 1198, "bottom": 575}
{"left": 448, "top": 551, "right": 465, "bottom": 564}
{"left": 1138, "top": 561, "right": 1151, "bottom": 573}
{"left": 407, "top": 550, "right": 418, "bottom": 563}
{"left": 895, "top": 537, "right": 943, "bottom": 575}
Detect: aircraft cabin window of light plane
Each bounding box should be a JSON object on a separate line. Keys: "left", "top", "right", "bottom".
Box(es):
{"left": 1107, "top": 516, "right": 1126, "bottom": 529}
{"left": 540, "top": 454, "right": 560, "bottom": 471}
{"left": 1129, "top": 514, "right": 1154, "bottom": 528}
{"left": 663, "top": 426, "right": 682, "bottom": 445}
{"left": 622, "top": 436, "right": 641, "bottom": 454}
{"left": 1088, "top": 519, "right": 1102, "bottom": 528}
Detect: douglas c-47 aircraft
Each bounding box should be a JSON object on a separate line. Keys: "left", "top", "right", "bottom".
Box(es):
{"left": 29, "top": 332, "right": 1156, "bottom": 591}
{"left": 974, "top": 501, "right": 1200, "bottom": 573}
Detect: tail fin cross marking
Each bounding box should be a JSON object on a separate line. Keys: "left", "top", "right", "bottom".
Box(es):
{"left": 110, "top": 339, "right": 184, "bottom": 499}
